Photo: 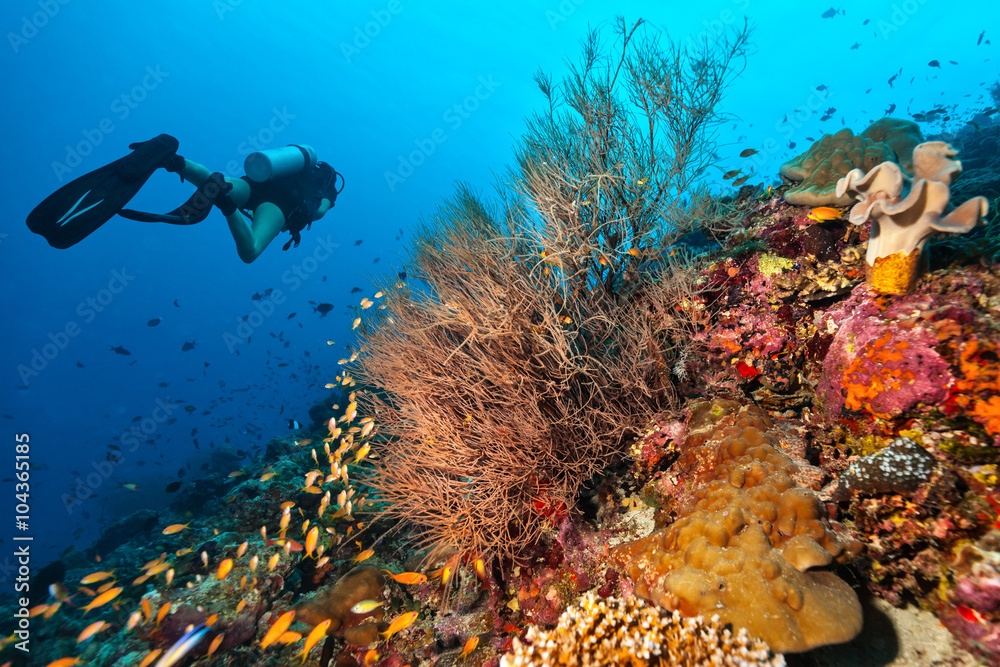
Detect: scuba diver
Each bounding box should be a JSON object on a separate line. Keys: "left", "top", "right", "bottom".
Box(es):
{"left": 26, "top": 134, "right": 344, "bottom": 262}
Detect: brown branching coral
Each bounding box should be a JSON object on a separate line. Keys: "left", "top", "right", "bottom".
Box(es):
{"left": 354, "top": 19, "right": 750, "bottom": 566}
{"left": 357, "top": 188, "right": 670, "bottom": 564}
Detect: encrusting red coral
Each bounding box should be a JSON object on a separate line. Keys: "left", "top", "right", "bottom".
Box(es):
{"left": 818, "top": 286, "right": 955, "bottom": 420}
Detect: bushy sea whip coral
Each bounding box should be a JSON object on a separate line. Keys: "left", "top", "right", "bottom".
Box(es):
{"left": 354, "top": 20, "right": 751, "bottom": 564}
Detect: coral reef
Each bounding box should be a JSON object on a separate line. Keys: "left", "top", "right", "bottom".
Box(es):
{"left": 944, "top": 530, "right": 1000, "bottom": 662}
{"left": 837, "top": 141, "right": 989, "bottom": 293}
{"left": 354, "top": 17, "right": 752, "bottom": 565}
{"left": 780, "top": 118, "right": 923, "bottom": 206}
{"left": 10, "top": 15, "right": 1000, "bottom": 665}
{"left": 501, "top": 591, "right": 784, "bottom": 667}
{"left": 814, "top": 268, "right": 1000, "bottom": 445}
{"left": 611, "top": 400, "right": 863, "bottom": 653}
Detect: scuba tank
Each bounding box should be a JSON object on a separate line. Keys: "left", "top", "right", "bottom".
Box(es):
{"left": 244, "top": 144, "right": 317, "bottom": 183}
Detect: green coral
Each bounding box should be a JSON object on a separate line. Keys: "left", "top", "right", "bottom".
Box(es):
{"left": 937, "top": 437, "right": 1000, "bottom": 464}
{"left": 758, "top": 253, "right": 795, "bottom": 277}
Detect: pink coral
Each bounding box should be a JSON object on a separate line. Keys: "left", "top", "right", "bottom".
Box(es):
{"left": 818, "top": 286, "right": 954, "bottom": 418}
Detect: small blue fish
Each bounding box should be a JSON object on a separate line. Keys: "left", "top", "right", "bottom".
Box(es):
{"left": 155, "top": 623, "right": 209, "bottom": 667}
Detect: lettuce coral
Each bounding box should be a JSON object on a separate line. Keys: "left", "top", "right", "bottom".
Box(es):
{"left": 837, "top": 141, "right": 989, "bottom": 294}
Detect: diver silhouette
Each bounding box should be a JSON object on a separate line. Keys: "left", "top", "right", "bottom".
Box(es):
{"left": 27, "top": 135, "right": 344, "bottom": 262}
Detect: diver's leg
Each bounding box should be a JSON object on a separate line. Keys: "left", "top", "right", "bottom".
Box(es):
{"left": 176, "top": 161, "right": 250, "bottom": 207}
{"left": 227, "top": 202, "right": 286, "bottom": 263}
{"left": 179, "top": 160, "right": 212, "bottom": 185}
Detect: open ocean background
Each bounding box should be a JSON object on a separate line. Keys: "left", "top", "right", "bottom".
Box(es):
{"left": 0, "top": 0, "right": 995, "bottom": 573}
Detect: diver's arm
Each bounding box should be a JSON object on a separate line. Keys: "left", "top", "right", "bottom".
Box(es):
{"left": 311, "top": 198, "right": 333, "bottom": 221}
{"left": 227, "top": 202, "right": 285, "bottom": 263}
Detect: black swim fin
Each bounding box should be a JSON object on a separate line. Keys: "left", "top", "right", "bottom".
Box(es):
{"left": 26, "top": 134, "right": 180, "bottom": 249}
{"left": 120, "top": 172, "right": 235, "bottom": 225}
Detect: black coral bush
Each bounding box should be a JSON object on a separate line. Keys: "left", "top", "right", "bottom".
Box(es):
{"left": 355, "top": 18, "right": 750, "bottom": 564}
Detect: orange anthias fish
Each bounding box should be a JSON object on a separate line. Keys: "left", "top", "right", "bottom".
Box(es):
{"left": 82, "top": 587, "right": 122, "bottom": 615}
{"left": 382, "top": 570, "right": 427, "bottom": 585}
{"left": 216, "top": 559, "right": 233, "bottom": 580}
{"left": 263, "top": 538, "right": 303, "bottom": 552}
{"left": 459, "top": 636, "right": 480, "bottom": 660}
{"left": 76, "top": 620, "right": 109, "bottom": 643}
{"left": 161, "top": 523, "right": 190, "bottom": 535}
{"left": 44, "top": 659, "right": 83, "bottom": 667}
{"left": 137, "top": 650, "right": 162, "bottom": 667}
{"left": 806, "top": 206, "right": 845, "bottom": 221}
{"left": 297, "top": 619, "right": 332, "bottom": 664}
{"left": 380, "top": 611, "right": 419, "bottom": 640}
{"left": 352, "top": 549, "right": 374, "bottom": 563}
{"left": 207, "top": 633, "right": 225, "bottom": 658}
{"left": 79, "top": 570, "right": 115, "bottom": 585}
{"left": 260, "top": 610, "right": 296, "bottom": 649}
{"left": 304, "top": 527, "right": 319, "bottom": 559}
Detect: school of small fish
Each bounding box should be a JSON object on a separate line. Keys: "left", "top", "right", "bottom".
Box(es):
{"left": 36, "top": 330, "right": 409, "bottom": 666}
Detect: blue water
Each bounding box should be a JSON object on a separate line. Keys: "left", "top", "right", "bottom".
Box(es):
{"left": 0, "top": 0, "right": 996, "bottom": 570}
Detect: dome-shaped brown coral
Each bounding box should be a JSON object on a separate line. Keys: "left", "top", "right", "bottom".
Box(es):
{"left": 780, "top": 118, "right": 922, "bottom": 206}
{"left": 611, "top": 401, "right": 863, "bottom": 653}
